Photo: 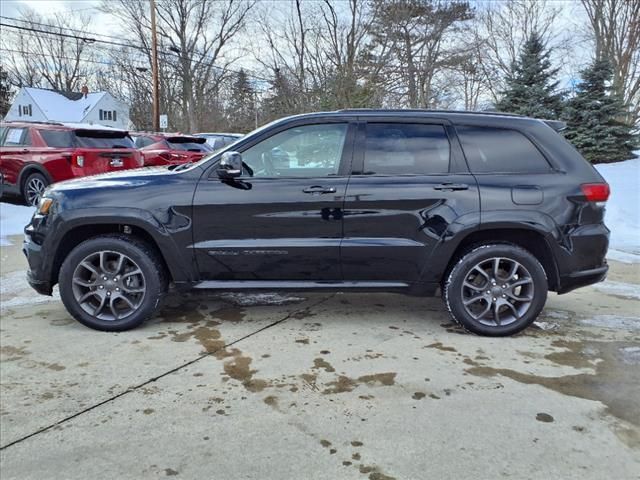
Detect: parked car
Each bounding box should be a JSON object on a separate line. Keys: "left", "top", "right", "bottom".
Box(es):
{"left": 24, "top": 110, "right": 610, "bottom": 335}
{"left": 194, "top": 132, "right": 243, "bottom": 151}
{"left": 132, "top": 133, "right": 213, "bottom": 166}
{"left": 0, "top": 121, "right": 142, "bottom": 205}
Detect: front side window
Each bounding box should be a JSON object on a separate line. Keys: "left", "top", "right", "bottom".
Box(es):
{"left": 364, "top": 123, "right": 450, "bottom": 175}
{"left": 456, "top": 126, "right": 551, "bottom": 173}
{"left": 241, "top": 123, "right": 348, "bottom": 177}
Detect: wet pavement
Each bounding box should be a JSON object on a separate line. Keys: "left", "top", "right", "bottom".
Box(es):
{"left": 1, "top": 236, "right": 639, "bottom": 479}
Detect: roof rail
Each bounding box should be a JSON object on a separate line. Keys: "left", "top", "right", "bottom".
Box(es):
{"left": 1, "top": 120, "right": 65, "bottom": 126}
{"left": 336, "top": 108, "right": 525, "bottom": 118}
{"left": 542, "top": 119, "right": 566, "bottom": 132}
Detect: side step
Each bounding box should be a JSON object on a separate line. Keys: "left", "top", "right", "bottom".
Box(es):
{"left": 193, "top": 280, "right": 409, "bottom": 290}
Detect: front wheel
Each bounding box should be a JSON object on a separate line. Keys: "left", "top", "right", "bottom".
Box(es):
{"left": 59, "top": 235, "right": 168, "bottom": 331}
{"left": 444, "top": 244, "right": 548, "bottom": 336}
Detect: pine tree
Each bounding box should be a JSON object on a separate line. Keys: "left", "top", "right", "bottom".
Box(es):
{"left": 563, "top": 59, "right": 634, "bottom": 163}
{"left": 0, "top": 65, "right": 12, "bottom": 118}
{"left": 497, "top": 32, "right": 563, "bottom": 119}
{"left": 227, "top": 69, "right": 256, "bottom": 132}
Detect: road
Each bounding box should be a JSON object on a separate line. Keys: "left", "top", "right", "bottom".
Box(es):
{"left": 1, "top": 235, "right": 639, "bottom": 479}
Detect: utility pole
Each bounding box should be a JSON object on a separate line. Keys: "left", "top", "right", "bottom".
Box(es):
{"left": 150, "top": 0, "right": 160, "bottom": 131}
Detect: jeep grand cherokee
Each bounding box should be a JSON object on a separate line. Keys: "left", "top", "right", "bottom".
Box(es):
{"left": 23, "top": 110, "right": 610, "bottom": 336}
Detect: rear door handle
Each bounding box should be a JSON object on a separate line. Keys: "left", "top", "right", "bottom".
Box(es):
{"left": 303, "top": 186, "right": 337, "bottom": 194}
{"left": 433, "top": 183, "right": 469, "bottom": 191}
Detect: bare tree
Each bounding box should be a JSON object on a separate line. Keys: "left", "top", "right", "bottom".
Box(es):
{"left": 368, "top": 0, "right": 473, "bottom": 108}
{"left": 581, "top": 0, "right": 640, "bottom": 125}
{"left": 101, "top": 0, "right": 253, "bottom": 132}
{"left": 474, "top": 0, "right": 568, "bottom": 103}
{"left": 1, "top": 9, "right": 96, "bottom": 91}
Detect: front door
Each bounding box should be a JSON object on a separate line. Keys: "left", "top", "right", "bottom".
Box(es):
{"left": 192, "top": 121, "right": 355, "bottom": 281}
{"left": 341, "top": 119, "right": 480, "bottom": 284}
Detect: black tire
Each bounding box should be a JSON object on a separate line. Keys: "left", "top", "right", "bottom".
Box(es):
{"left": 22, "top": 172, "right": 49, "bottom": 206}
{"left": 59, "top": 234, "right": 168, "bottom": 331}
{"left": 444, "top": 244, "right": 548, "bottom": 336}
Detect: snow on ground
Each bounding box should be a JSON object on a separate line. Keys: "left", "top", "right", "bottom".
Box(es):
{"left": 0, "top": 202, "right": 34, "bottom": 246}
{"left": 595, "top": 152, "right": 640, "bottom": 263}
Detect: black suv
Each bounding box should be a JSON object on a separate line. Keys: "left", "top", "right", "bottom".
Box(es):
{"left": 23, "top": 110, "right": 610, "bottom": 336}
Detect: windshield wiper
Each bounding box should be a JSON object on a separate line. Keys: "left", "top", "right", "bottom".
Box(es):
{"left": 171, "top": 162, "right": 193, "bottom": 172}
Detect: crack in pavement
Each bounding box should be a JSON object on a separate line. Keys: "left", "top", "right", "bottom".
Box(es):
{"left": 0, "top": 294, "right": 335, "bottom": 451}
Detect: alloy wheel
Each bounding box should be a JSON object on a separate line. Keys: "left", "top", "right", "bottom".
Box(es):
{"left": 25, "top": 177, "right": 46, "bottom": 206}
{"left": 460, "top": 257, "right": 534, "bottom": 327}
{"left": 71, "top": 250, "right": 146, "bottom": 321}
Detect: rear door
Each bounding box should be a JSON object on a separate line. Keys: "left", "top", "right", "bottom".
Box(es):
{"left": 341, "top": 117, "right": 480, "bottom": 284}
{"left": 192, "top": 120, "right": 355, "bottom": 281}
{"left": 0, "top": 126, "right": 32, "bottom": 187}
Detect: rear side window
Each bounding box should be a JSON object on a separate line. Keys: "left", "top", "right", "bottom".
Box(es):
{"left": 74, "top": 130, "right": 135, "bottom": 149}
{"left": 39, "top": 130, "right": 75, "bottom": 148}
{"left": 364, "top": 123, "right": 450, "bottom": 175}
{"left": 456, "top": 126, "right": 551, "bottom": 173}
{"left": 2, "top": 127, "right": 30, "bottom": 146}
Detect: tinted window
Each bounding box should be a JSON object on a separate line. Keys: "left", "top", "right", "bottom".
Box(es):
{"left": 134, "top": 136, "right": 156, "bottom": 148}
{"left": 364, "top": 123, "right": 450, "bottom": 175}
{"left": 39, "top": 130, "right": 74, "bottom": 148}
{"left": 3, "top": 127, "right": 29, "bottom": 146}
{"left": 75, "top": 131, "right": 135, "bottom": 149}
{"left": 168, "top": 140, "right": 211, "bottom": 152}
{"left": 242, "top": 123, "right": 348, "bottom": 178}
{"left": 456, "top": 126, "right": 551, "bottom": 173}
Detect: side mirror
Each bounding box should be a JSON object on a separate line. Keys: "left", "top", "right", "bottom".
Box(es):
{"left": 217, "top": 151, "right": 243, "bottom": 179}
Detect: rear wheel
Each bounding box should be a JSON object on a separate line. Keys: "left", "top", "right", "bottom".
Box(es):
{"left": 59, "top": 235, "right": 167, "bottom": 331}
{"left": 444, "top": 244, "right": 548, "bottom": 336}
{"left": 23, "top": 172, "right": 49, "bottom": 206}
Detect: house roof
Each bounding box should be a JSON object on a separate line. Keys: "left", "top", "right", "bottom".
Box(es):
{"left": 23, "top": 87, "right": 107, "bottom": 122}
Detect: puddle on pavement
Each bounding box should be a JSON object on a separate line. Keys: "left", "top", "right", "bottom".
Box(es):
{"left": 466, "top": 339, "right": 640, "bottom": 445}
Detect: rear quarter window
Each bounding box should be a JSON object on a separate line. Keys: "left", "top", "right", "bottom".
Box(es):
{"left": 39, "top": 130, "right": 75, "bottom": 148}
{"left": 456, "top": 126, "right": 552, "bottom": 174}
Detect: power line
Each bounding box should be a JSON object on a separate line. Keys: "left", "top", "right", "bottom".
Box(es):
{"left": 0, "top": 18, "right": 270, "bottom": 83}
{"left": 0, "top": 47, "right": 148, "bottom": 70}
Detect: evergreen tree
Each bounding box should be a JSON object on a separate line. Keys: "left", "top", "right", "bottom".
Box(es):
{"left": 262, "top": 68, "right": 299, "bottom": 122}
{"left": 497, "top": 32, "right": 563, "bottom": 119}
{"left": 0, "top": 66, "right": 12, "bottom": 118}
{"left": 563, "top": 59, "right": 634, "bottom": 163}
{"left": 227, "top": 69, "right": 256, "bottom": 132}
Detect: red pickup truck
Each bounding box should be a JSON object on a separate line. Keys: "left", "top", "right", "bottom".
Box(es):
{"left": 0, "top": 121, "right": 143, "bottom": 205}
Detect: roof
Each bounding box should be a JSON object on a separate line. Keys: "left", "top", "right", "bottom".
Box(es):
{"left": 23, "top": 87, "right": 107, "bottom": 122}
{"left": 0, "top": 120, "right": 128, "bottom": 132}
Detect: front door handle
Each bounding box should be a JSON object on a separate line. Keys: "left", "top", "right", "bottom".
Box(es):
{"left": 433, "top": 183, "right": 469, "bottom": 191}
{"left": 303, "top": 186, "right": 337, "bottom": 194}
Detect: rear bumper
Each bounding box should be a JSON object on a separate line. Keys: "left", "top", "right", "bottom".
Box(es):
{"left": 557, "top": 264, "right": 608, "bottom": 294}
{"left": 554, "top": 223, "right": 609, "bottom": 294}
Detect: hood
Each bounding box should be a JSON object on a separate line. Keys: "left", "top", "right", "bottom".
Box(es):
{"left": 48, "top": 166, "right": 189, "bottom": 192}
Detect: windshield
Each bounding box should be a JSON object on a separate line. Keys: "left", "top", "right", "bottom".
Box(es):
{"left": 75, "top": 130, "right": 135, "bottom": 149}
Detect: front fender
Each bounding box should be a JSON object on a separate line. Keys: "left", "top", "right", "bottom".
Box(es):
{"left": 46, "top": 206, "right": 195, "bottom": 284}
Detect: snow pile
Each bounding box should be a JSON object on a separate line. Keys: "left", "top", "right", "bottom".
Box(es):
{"left": 595, "top": 153, "right": 640, "bottom": 263}
{"left": 0, "top": 202, "right": 34, "bottom": 246}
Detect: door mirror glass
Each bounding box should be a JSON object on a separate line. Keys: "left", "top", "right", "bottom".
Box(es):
{"left": 217, "top": 151, "right": 243, "bottom": 178}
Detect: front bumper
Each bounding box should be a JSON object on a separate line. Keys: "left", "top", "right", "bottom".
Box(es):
{"left": 23, "top": 221, "right": 54, "bottom": 296}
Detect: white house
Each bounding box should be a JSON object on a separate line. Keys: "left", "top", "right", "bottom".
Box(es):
{"left": 4, "top": 87, "right": 130, "bottom": 130}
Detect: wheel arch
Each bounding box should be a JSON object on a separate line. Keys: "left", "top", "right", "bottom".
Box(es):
{"left": 49, "top": 217, "right": 195, "bottom": 288}
{"left": 18, "top": 163, "right": 54, "bottom": 194}
{"left": 439, "top": 226, "right": 560, "bottom": 291}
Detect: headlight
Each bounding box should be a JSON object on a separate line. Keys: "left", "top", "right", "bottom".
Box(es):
{"left": 37, "top": 197, "right": 54, "bottom": 215}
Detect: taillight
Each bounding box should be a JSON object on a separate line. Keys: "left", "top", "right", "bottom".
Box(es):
{"left": 159, "top": 152, "right": 172, "bottom": 161}
{"left": 581, "top": 183, "right": 610, "bottom": 202}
